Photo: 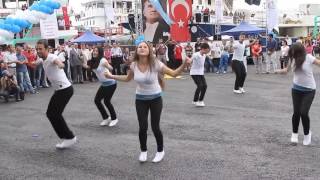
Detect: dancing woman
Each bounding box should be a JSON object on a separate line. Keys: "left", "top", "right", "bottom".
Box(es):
{"left": 105, "top": 41, "right": 190, "bottom": 163}
{"left": 277, "top": 43, "right": 320, "bottom": 145}
{"left": 91, "top": 47, "right": 118, "bottom": 127}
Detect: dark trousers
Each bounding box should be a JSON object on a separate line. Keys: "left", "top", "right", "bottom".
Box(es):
{"left": 28, "top": 67, "right": 36, "bottom": 87}
{"left": 135, "top": 97, "right": 163, "bottom": 152}
{"left": 232, "top": 60, "right": 246, "bottom": 90}
{"left": 111, "top": 57, "right": 122, "bottom": 75}
{"left": 280, "top": 56, "right": 289, "bottom": 69}
{"left": 191, "top": 75, "right": 207, "bottom": 102}
{"left": 71, "top": 65, "right": 83, "bottom": 83}
{"left": 292, "top": 89, "right": 315, "bottom": 135}
{"left": 94, "top": 84, "right": 117, "bottom": 120}
{"left": 82, "top": 67, "right": 87, "bottom": 81}
{"left": 46, "top": 86, "right": 75, "bottom": 139}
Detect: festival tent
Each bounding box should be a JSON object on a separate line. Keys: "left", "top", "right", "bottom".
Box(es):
{"left": 72, "top": 30, "right": 105, "bottom": 43}
{"left": 221, "top": 21, "right": 265, "bottom": 36}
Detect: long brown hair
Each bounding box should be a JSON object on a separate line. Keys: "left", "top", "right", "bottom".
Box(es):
{"left": 289, "top": 43, "right": 306, "bottom": 71}
{"left": 133, "top": 41, "right": 156, "bottom": 71}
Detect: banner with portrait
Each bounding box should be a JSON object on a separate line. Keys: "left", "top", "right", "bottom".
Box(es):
{"left": 141, "top": 0, "right": 170, "bottom": 43}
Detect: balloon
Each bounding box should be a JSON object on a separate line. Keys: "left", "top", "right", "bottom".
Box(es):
{"left": 0, "top": 29, "right": 14, "bottom": 39}
{"left": 23, "top": 10, "right": 40, "bottom": 24}
{"left": 14, "top": 19, "right": 31, "bottom": 28}
{"left": 135, "top": 35, "right": 145, "bottom": 45}
{"left": 39, "top": 0, "right": 60, "bottom": 9}
{"left": 9, "top": 24, "right": 21, "bottom": 33}
{"left": 0, "top": 36, "right": 8, "bottom": 44}
{"left": 31, "top": 10, "right": 48, "bottom": 20}
{"left": 4, "top": 17, "right": 15, "bottom": 25}
{"left": 38, "top": 5, "right": 54, "bottom": 14}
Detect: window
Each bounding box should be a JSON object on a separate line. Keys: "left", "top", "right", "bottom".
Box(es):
{"left": 97, "top": 2, "right": 104, "bottom": 8}
{"left": 93, "top": 20, "right": 95, "bottom": 25}
{"left": 208, "top": 0, "right": 211, "bottom": 5}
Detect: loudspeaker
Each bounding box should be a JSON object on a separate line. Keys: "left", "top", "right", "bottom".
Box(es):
{"left": 195, "top": 13, "right": 202, "bottom": 22}
{"left": 245, "top": 0, "right": 261, "bottom": 6}
{"left": 128, "top": 14, "right": 135, "bottom": 28}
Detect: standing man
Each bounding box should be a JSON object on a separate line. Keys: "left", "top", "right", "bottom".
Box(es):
{"left": 69, "top": 43, "right": 83, "bottom": 83}
{"left": 265, "top": 34, "right": 278, "bottom": 74}
{"left": 110, "top": 43, "right": 123, "bottom": 75}
{"left": 36, "top": 39, "right": 77, "bottom": 149}
{"left": 155, "top": 39, "right": 167, "bottom": 65}
{"left": 3, "top": 45, "right": 17, "bottom": 76}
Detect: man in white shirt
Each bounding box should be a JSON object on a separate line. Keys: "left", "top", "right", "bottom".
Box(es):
{"left": 232, "top": 33, "right": 255, "bottom": 94}
{"left": 3, "top": 45, "right": 18, "bottom": 76}
{"left": 190, "top": 43, "right": 211, "bottom": 107}
{"left": 36, "top": 39, "right": 77, "bottom": 149}
{"left": 110, "top": 43, "right": 123, "bottom": 75}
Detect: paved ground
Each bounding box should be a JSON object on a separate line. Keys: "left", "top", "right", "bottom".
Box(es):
{"left": 1, "top": 65, "right": 320, "bottom": 180}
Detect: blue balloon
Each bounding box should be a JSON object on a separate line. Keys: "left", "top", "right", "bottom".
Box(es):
{"left": 14, "top": 19, "right": 31, "bottom": 28}
{"left": 4, "top": 17, "right": 15, "bottom": 25}
{"left": 38, "top": 5, "right": 54, "bottom": 14}
{"left": 39, "top": 0, "right": 60, "bottom": 9}
{"left": 135, "top": 35, "right": 145, "bottom": 45}
{"left": 10, "top": 24, "right": 21, "bottom": 33}
{"left": 30, "top": 3, "right": 41, "bottom": 11}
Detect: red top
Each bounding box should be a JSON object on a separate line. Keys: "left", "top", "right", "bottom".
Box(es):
{"left": 305, "top": 45, "right": 313, "bottom": 54}
{"left": 174, "top": 45, "right": 183, "bottom": 60}
{"left": 251, "top": 44, "right": 262, "bottom": 57}
{"left": 23, "top": 51, "right": 37, "bottom": 69}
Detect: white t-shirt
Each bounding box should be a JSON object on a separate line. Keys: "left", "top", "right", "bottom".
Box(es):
{"left": 4, "top": 52, "right": 17, "bottom": 68}
{"left": 130, "top": 61, "right": 164, "bottom": 95}
{"left": 43, "top": 53, "right": 71, "bottom": 90}
{"left": 190, "top": 52, "right": 206, "bottom": 75}
{"left": 281, "top": 46, "right": 289, "bottom": 57}
{"left": 92, "top": 58, "right": 116, "bottom": 85}
{"left": 232, "top": 42, "right": 246, "bottom": 61}
{"left": 293, "top": 54, "right": 316, "bottom": 89}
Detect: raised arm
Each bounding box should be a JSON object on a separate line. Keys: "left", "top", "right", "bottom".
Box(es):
{"left": 162, "top": 57, "right": 191, "bottom": 77}
{"left": 105, "top": 69, "right": 134, "bottom": 82}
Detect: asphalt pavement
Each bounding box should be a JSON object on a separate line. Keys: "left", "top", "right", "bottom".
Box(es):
{"left": 1, "top": 65, "right": 320, "bottom": 180}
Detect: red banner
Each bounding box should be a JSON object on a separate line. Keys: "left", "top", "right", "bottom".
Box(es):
{"left": 62, "top": 6, "right": 70, "bottom": 30}
{"left": 169, "top": 0, "right": 192, "bottom": 42}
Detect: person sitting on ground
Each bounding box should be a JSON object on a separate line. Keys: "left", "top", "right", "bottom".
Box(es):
{"left": 0, "top": 70, "right": 24, "bottom": 102}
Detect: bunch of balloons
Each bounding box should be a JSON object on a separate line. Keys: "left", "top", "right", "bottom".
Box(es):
{"left": 0, "top": 0, "right": 61, "bottom": 44}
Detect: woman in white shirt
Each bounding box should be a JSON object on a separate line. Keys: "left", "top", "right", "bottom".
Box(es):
{"left": 91, "top": 47, "right": 118, "bottom": 127}
{"left": 277, "top": 43, "right": 320, "bottom": 146}
{"left": 106, "top": 41, "right": 190, "bottom": 163}
{"left": 280, "top": 40, "right": 290, "bottom": 69}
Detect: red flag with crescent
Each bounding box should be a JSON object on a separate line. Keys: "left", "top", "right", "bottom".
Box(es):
{"left": 169, "top": 0, "right": 192, "bottom": 42}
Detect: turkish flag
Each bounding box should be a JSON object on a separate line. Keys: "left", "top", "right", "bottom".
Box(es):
{"left": 169, "top": 0, "right": 192, "bottom": 42}
{"left": 62, "top": 7, "right": 70, "bottom": 30}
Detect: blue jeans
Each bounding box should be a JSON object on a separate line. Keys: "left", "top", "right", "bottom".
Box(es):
{"left": 219, "top": 53, "right": 229, "bottom": 72}
{"left": 205, "top": 57, "right": 214, "bottom": 73}
{"left": 17, "top": 71, "right": 34, "bottom": 93}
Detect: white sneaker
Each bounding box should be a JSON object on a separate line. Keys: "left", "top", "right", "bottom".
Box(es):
{"left": 139, "top": 151, "right": 147, "bottom": 162}
{"left": 303, "top": 131, "right": 312, "bottom": 146}
{"left": 240, "top": 87, "right": 246, "bottom": 93}
{"left": 100, "top": 117, "right": 111, "bottom": 126}
{"left": 291, "top": 133, "right": 298, "bottom": 143}
{"left": 233, "top": 89, "right": 242, "bottom": 94}
{"left": 109, "top": 119, "right": 119, "bottom": 127}
{"left": 196, "top": 101, "right": 205, "bottom": 107}
{"left": 152, "top": 151, "right": 165, "bottom": 163}
{"left": 56, "top": 136, "right": 77, "bottom": 149}
{"left": 192, "top": 101, "right": 197, "bottom": 105}
{"left": 223, "top": 71, "right": 227, "bottom": 74}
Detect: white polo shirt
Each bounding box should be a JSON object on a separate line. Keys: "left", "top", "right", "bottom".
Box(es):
{"left": 43, "top": 53, "right": 71, "bottom": 90}
{"left": 232, "top": 42, "right": 246, "bottom": 62}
